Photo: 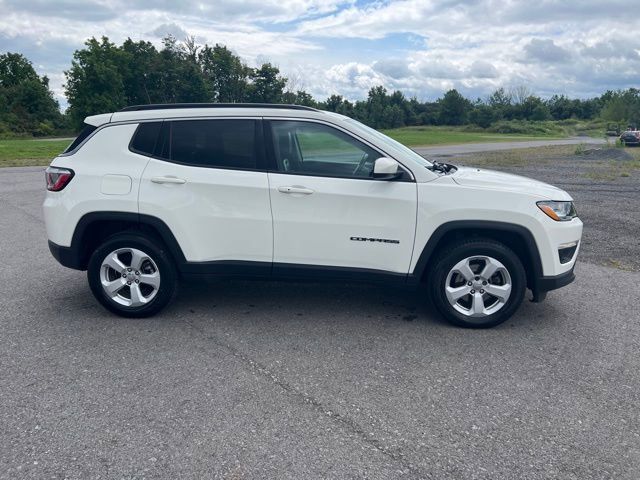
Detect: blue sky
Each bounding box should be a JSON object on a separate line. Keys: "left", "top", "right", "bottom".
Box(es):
{"left": 1, "top": 0, "right": 639, "bottom": 108}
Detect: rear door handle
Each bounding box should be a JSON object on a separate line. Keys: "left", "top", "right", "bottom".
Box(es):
{"left": 151, "top": 176, "right": 186, "bottom": 185}
{"left": 278, "top": 186, "right": 314, "bottom": 195}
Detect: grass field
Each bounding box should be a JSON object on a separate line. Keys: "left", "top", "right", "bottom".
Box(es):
{"left": 0, "top": 138, "right": 70, "bottom": 167}
{"left": 381, "top": 126, "right": 564, "bottom": 147}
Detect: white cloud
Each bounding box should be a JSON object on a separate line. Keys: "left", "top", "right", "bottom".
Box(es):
{"left": 1, "top": 0, "right": 639, "bottom": 105}
{"left": 372, "top": 59, "right": 411, "bottom": 79}
{"left": 149, "top": 23, "right": 190, "bottom": 40}
{"left": 468, "top": 61, "right": 499, "bottom": 79}
{"left": 524, "top": 39, "right": 571, "bottom": 63}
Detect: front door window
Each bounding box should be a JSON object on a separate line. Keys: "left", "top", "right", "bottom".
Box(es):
{"left": 270, "top": 121, "right": 380, "bottom": 179}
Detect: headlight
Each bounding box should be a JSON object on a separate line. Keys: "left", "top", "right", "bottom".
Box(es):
{"left": 537, "top": 201, "right": 577, "bottom": 221}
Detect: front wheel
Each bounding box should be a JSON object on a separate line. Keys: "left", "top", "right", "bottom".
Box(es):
{"left": 87, "top": 233, "right": 178, "bottom": 318}
{"left": 429, "top": 239, "right": 526, "bottom": 328}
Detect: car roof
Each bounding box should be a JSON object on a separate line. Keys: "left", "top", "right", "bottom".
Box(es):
{"left": 120, "top": 103, "right": 319, "bottom": 112}
{"left": 85, "top": 103, "right": 336, "bottom": 126}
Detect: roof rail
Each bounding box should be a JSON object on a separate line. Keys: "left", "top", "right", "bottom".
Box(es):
{"left": 119, "top": 103, "right": 319, "bottom": 112}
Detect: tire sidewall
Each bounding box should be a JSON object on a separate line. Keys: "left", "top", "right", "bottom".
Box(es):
{"left": 430, "top": 240, "right": 526, "bottom": 328}
{"left": 87, "top": 233, "right": 178, "bottom": 318}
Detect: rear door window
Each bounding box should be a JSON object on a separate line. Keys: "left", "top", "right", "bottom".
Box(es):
{"left": 163, "top": 119, "right": 257, "bottom": 170}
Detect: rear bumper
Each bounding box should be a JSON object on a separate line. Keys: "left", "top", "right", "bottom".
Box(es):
{"left": 48, "top": 240, "right": 84, "bottom": 270}
{"left": 530, "top": 267, "right": 575, "bottom": 302}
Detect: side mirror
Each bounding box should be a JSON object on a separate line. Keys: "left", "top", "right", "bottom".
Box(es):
{"left": 373, "top": 157, "right": 402, "bottom": 180}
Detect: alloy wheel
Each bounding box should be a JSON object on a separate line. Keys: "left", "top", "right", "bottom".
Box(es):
{"left": 444, "top": 255, "right": 512, "bottom": 318}
{"left": 99, "top": 247, "right": 161, "bottom": 307}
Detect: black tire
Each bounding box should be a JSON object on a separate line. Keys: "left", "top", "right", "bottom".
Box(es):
{"left": 429, "top": 238, "right": 526, "bottom": 328}
{"left": 87, "top": 232, "right": 178, "bottom": 318}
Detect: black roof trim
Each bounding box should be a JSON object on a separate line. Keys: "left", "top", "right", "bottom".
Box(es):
{"left": 120, "top": 103, "right": 319, "bottom": 112}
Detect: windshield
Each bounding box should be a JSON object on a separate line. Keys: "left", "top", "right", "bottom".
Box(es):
{"left": 342, "top": 117, "right": 433, "bottom": 167}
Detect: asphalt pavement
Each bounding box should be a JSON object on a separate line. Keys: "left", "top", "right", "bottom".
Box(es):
{"left": 1, "top": 166, "right": 639, "bottom": 479}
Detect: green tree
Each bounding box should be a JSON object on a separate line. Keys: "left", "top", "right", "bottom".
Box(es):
{"left": 547, "top": 95, "right": 574, "bottom": 120}
{"left": 531, "top": 103, "right": 551, "bottom": 121}
{"left": 600, "top": 89, "right": 640, "bottom": 124}
{"left": 438, "top": 89, "right": 471, "bottom": 125}
{"left": 0, "top": 52, "right": 40, "bottom": 86}
{"left": 120, "top": 39, "right": 160, "bottom": 104}
{"left": 512, "top": 95, "right": 549, "bottom": 120}
{"left": 322, "top": 94, "right": 354, "bottom": 117}
{"left": 601, "top": 96, "right": 629, "bottom": 123}
{"left": 365, "top": 86, "right": 390, "bottom": 128}
{"left": 199, "top": 44, "right": 250, "bottom": 102}
{"left": 248, "top": 63, "right": 286, "bottom": 103}
{"left": 469, "top": 104, "right": 495, "bottom": 128}
{"left": 282, "top": 90, "right": 317, "bottom": 106}
{"left": 487, "top": 88, "right": 512, "bottom": 120}
{"left": 382, "top": 104, "right": 405, "bottom": 128}
{"left": 324, "top": 94, "right": 344, "bottom": 112}
{"left": 293, "top": 90, "right": 316, "bottom": 107}
{"left": 390, "top": 90, "right": 416, "bottom": 125}
{"left": 575, "top": 98, "right": 601, "bottom": 120}
{"left": 154, "top": 35, "right": 207, "bottom": 103}
{"left": 65, "top": 35, "right": 211, "bottom": 128}
{"left": 0, "top": 52, "right": 61, "bottom": 135}
{"left": 64, "top": 37, "right": 126, "bottom": 129}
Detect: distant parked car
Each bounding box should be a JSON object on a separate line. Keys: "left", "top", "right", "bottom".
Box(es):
{"left": 605, "top": 123, "right": 620, "bottom": 136}
{"left": 620, "top": 129, "right": 640, "bottom": 146}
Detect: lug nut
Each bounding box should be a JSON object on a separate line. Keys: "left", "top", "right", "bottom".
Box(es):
{"left": 480, "top": 289, "right": 485, "bottom": 294}
{"left": 475, "top": 276, "right": 480, "bottom": 281}
{"left": 122, "top": 273, "right": 126, "bottom": 278}
{"left": 467, "top": 281, "right": 472, "bottom": 286}
{"left": 127, "top": 268, "right": 132, "bottom": 272}
{"left": 470, "top": 289, "right": 475, "bottom": 294}
{"left": 126, "top": 281, "right": 131, "bottom": 285}
{"left": 135, "top": 271, "right": 139, "bottom": 275}
{"left": 482, "top": 280, "right": 487, "bottom": 285}
{"left": 135, "top": 279, "right": 140, "bottom": 284}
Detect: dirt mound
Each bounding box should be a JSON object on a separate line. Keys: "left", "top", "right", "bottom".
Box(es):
{"left": 579, "top": 147, "right": 634, "bottom": 161}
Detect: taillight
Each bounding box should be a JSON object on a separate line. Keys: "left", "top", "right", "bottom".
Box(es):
{"left": 45, "top": 166, "right": 74, "bottom": 191}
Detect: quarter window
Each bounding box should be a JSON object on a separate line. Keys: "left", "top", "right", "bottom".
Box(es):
{"left": 63, "top": 123, "right": 98, "bottom": 154}
{"left": 130, "top": 122, "right": 162, "bottom": 156}
{"left": 270, "top": 121, "right": 380, "bottom": 179}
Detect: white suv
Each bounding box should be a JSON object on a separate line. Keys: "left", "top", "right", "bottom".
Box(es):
{"left": 43, "top": 104, "right": 582, "bottom": 328}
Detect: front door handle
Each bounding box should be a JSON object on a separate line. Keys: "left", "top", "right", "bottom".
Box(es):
{"left": 151, "top": 176, "right": 186, "bottom": 185}
{"left": 278, "top": 186, "right": 314, "bottom": 195}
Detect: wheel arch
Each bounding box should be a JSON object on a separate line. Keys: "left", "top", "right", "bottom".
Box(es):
{"left": 68, "top": 212, "right": 186, "bottom": 270}
{"left": 411, "top": 220, "right": 543, "bottom": 290}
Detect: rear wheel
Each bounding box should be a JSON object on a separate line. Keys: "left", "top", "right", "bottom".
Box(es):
{"left": 87, "top": 233, "right": 178, "bottom": 317}
{"left": 429, "top": 238, "right": 526, "bottom": 328}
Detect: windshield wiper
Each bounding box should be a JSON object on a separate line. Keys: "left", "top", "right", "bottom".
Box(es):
{"left": 429, "top": 160, "right": 456, "bottom": 174}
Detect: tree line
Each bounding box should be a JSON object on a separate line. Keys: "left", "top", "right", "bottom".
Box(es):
{"left": 1, "top": 35, "right": 640, "bottom": 136}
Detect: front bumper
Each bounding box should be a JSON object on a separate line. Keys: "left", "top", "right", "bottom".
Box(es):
{"left": 530, "top": 266, "right": 575, "bottom": 302}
